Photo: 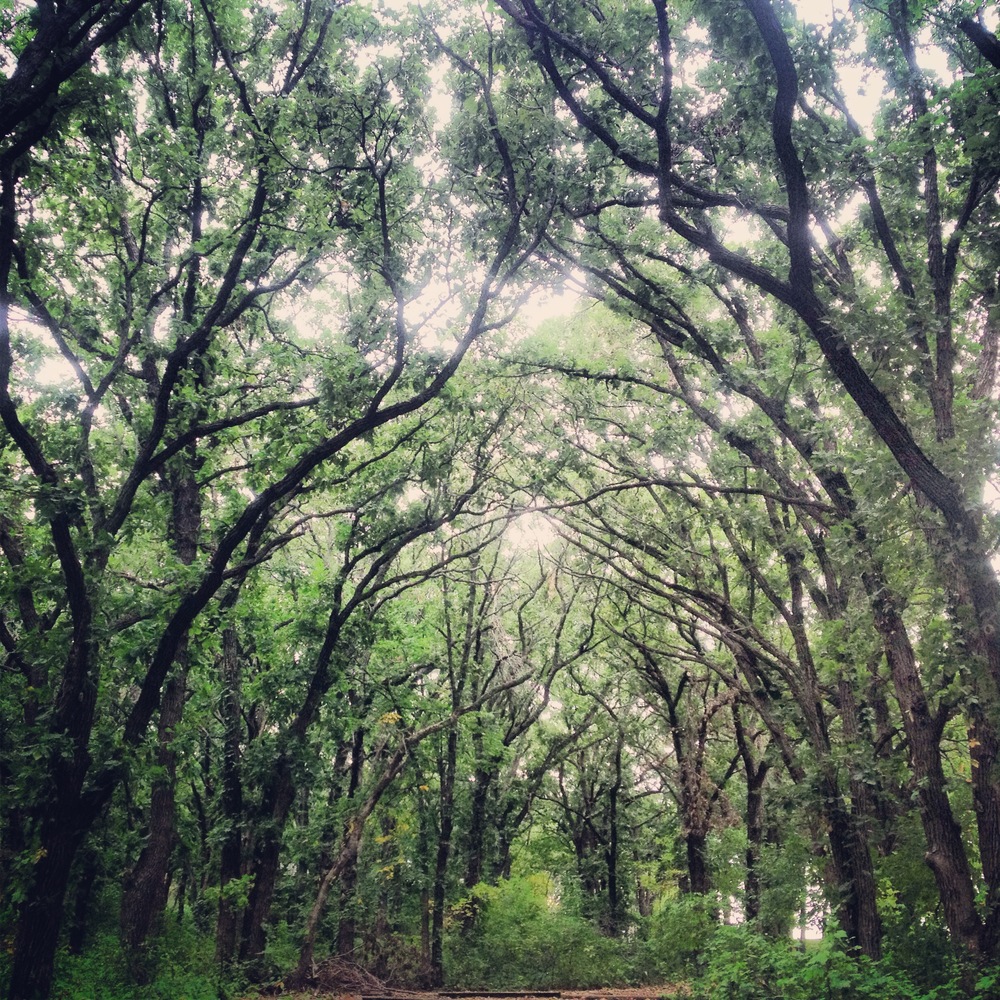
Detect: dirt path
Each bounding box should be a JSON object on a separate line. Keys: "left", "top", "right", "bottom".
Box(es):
{"left": 250, "top": 987, "right": 685, "bottom": 1000}
{"left": 246, "top": 958, "right": 685, "bottom": 999}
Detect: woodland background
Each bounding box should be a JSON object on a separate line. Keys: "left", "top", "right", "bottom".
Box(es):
{"left": 2, "top": 0, "right": 1000, "bottom": 997}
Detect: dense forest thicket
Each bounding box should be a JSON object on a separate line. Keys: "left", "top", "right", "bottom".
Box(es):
{"left": 2, "top": 1, "right": 1000, "bottom": 997}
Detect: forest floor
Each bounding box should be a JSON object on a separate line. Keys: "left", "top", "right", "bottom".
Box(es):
{"left": 245, "top": 961, "right": 685, "bottom": 1000}
{"left": 250, "top": 989, "right": 687, "bottom": 1000}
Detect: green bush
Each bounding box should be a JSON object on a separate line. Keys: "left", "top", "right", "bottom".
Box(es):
{"left": 45, "top": 917, "right": 245, "bottom": 1000}
{"left": 636, "top": 895, "right": 720, "bottom": 981}
{"left": 444, "top": 874, "right": 634, "bottom": 989}
{"left": 877, "top": 883, "right": 961, "bottom": 991}
{"left": 690, "top": 926, "right": 999, "bottom": 1000}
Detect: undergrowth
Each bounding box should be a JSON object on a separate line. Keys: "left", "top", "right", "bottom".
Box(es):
{"left": 442, "top": 876, "right": 1000, "bottom": 1000}
{"left": 690, "top": 927, "right": 999, "bottom": 1000}
{"left": 8, "top": 875, "right": 998, "bottom": 999}
{"left": 39, "top": 919, "right": 246, "bottom": 1000}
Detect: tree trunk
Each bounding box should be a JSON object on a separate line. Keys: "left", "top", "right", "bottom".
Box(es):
{"left": 636, "top": 878, "right": 654, "bottom": 918}
{"left": 847, "top": 820, "right": 882, "bottom": 962}
{"left": 241, "top": 608, "right": 354, "bottom": 969}
{"left": 336, "top": 846, "right": 360, "bottom": 959}
{"left": 734, "top": 708, "right": 769, "bottom": 926}
{"left": 420, "top": 889, "right": 432, "bottom": 969}
{"left": 6, "top": 634, "right": 102, "bottom": 997}
{"left": 682, "top": 829, "right": 710, "bottom": 896}
{"left": 494, "top": 839, "right": 513, "bottom": 881}
{"left": 68, "top": 844, "right": 100, "bottom": 955}
{"left": 336, "top": 728, "right": 366, "bottom": 958}
{"left": 240, "top": 761, "right": 298, "bottom": 966}
{"left": 430, "top": 730, "right": 458, "bottom": 986}
{"left": 837, "top": 677, "right": 883, "bottom": 960}
{"left": 603, "top": 739, "right": 623, "bottom": 936}
{"left": 872, "top": 593, "right": 984, "bottom": 955}
{"left": 215, "top": 627, "right": 245, "bottom": 970}
{"left": 8, "top": 812, "right": 89, "bottom": 999}
{"left": 465, "top": 766, "right": 493, "bottom": 888}
{"left": 298, "top": 824, "right": 363, "bottom": 978}
{"left": 297, "top": 743, "right": 410, "bottom": 978}
{"left": 120, "top": 663, "right": 189, "bottom": 979}
{"left": 121, "top": 465, "right": 200, "bottom": 975}
{"left": 972, "top": 701, "right": 1000, "bottom": 954}
{"left": 744, "top": 782, "right": 764, "bottom": 924}
{"left": 820, "top": 769, "right": 881, "bottom": 959}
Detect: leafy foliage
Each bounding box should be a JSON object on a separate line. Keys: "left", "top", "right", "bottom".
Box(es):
{"left": 690, "top": 927, "right": 995, "bottom": 1000}
{"left": 5, "top": 0, "right": 1000, "bottom": 997}
{"left": 445, "top": 875, "right": 634, "bottom": 988}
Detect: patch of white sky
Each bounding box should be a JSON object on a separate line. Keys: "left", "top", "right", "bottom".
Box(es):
{"left": 504, "top": 508, "right": 560, "bottom": 553}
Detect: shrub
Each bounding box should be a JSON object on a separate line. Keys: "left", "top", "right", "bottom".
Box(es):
{"left": 690, "top": 926, "right": 999, "bottom": 1000}
{"left": 444, "top": 874, "right": 633, "bottom": 989}
{"left": 877, "top": 884, "right": 960, "bottom": 991}
{"left": 636, "top": 895, "right": 720, "bottom": 981}
{"left": 46, "top": 917, "right": 245, "bottom": 1000}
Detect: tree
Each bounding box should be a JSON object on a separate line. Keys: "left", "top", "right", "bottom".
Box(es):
{"left": 490, "top": 0, "right": 1000, "bottom": 960}
{"left": 512, "top": 313, "right": 963, "bottom": 955}
{"left": 0, "top": 0, "right": 551, "bottom": 993}
{"left": 395, "top": 531, "right": 601, "bottom": 982}
{"left": 6, "top": 0, "right": 1000, "bottom": 993}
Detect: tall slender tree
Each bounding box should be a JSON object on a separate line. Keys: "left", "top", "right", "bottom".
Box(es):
{"left": 0, "top": 1, "right": 549, "bottom": 994}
